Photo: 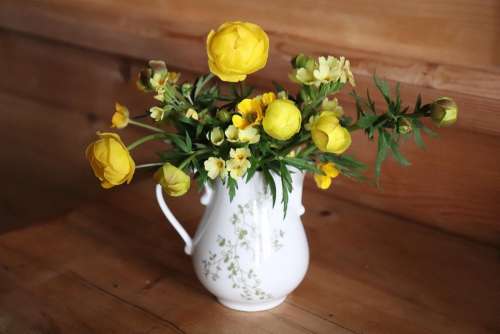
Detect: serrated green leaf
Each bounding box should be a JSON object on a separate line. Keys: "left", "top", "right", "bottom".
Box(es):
{"left": 375, "top": 129, "right": 389, "bottom": 185}
{"left": 357, "top": 114, "right": 379, "bottom": 129}
{"left": 262, "top": 168, "right": 277, "bottom": 207}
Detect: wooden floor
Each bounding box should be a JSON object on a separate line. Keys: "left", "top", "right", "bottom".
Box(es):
{"left": 1, "top": 178, "right": 498, "bottom": 334}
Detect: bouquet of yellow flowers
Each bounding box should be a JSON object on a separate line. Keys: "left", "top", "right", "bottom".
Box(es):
{"left": 86, "top": 21, "right": 457, "bottom": 213}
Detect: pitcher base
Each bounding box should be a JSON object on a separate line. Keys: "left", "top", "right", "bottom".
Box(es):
{"left": 217, "top": 296, "right": 287, "bottom": 312}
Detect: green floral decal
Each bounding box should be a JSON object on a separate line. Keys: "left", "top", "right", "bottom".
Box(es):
{"left": 201, "top": 195, "right": 285, "bottom": 301}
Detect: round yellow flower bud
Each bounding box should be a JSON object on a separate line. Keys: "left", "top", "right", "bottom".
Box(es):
{"left": 154, "top": 163, "right": 191, "bottom": 197}
{"left": 262, "top": 99, "right": 302, "bottom": 141}
{"left": 206, "top": 21, "right": 269, "bottom": 82}
{"left": 85, "top": 132, "right": 135, "bottom": 189}
{"left": 310, "top": 111, "right": 351, "bottom": 154}
{"left": 431, "top": 97, "right": 458, "bottom": 127}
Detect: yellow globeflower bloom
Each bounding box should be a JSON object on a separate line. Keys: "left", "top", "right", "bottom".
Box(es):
{"left": 204, "top": 157, "right": 227, "bottom": 180}
{"left": 111, "top": 102, "right": 130, "bottom": 129}
{"left": 186, "top": 108, "right": 199, "bottom": 121}
{"left": 310, "top": 111, "right": 351, "bottom": 154}
{"left": 261, "top": 92, "right": 276, "bottom": 106}
{"left": 206, "top": 21, "right": 269, "bottom": 82}
{"left": 262, "top": 99, "right": 302, "bottom": 140}
{"left": 233, "top": 98, "right": 263, "bottom": 129}
{"left": 154, "top": 163, "right": 190, "bottom": 197}
{"left": 314, "top": 162, "right": 340, "bottom": 190}
{"left": 85, "top": 132, "right": 135, "bottom": 189}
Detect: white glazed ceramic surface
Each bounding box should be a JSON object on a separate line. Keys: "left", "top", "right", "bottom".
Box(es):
{"left": 156, "top": 171, "right": 309, "bottom": 312}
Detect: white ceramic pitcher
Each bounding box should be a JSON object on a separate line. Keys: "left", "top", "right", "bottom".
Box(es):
{"left": 155, "top": 170, "right": 309, "bottom": 312}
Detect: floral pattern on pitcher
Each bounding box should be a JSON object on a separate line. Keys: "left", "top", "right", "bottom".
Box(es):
{"left": 201, "top": 193, "right": 285, "bottom": 301}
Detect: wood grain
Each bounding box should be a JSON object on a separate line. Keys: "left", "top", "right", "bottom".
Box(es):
{"left": 0, "top": 179, "right": 499, "bottom": 333}
{"left": 0, "top": 0, "right": 499, "bottom": 135}
{"left": 1, "top": 28, "right": 499, "bottom": 244}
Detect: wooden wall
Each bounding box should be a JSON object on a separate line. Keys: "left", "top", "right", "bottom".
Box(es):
{"left": 0, "top": 0, "right": 499, "bottom": 245}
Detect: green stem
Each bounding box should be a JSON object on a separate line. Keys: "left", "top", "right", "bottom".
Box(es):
{"left": 298, "top": 144, "right": 317, "bottom": 158}
{"left": 178, "top": 149, "right": 210, "bottom": 170}
{"left": 127, "top": 133, "right": 167, "bottom": 151}
{"left": 136, "top": 162, "right": 164, "bottom": 169}
{"left": 128, "top": 119, "right": 164, "bottom": 133}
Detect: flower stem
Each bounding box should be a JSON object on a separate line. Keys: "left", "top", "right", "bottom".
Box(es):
{"left": 136, "top": 162, "right": 164, "bottom": 169}
{"left": 178, "top": 149, "right": 210, "bottom": 170}
{"left": 127, "top": 133, "right": 167, "bottom": 151}
{"left": 128, "top": 119, "right": 164, "bottom": 133}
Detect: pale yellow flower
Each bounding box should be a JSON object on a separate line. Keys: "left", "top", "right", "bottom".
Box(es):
{"left": 313, "top": 56, "right": 337, "bottom": 84}
{"left": 150, "top": 106, "right": 165, "bottom": 122}
{"left": 150, "top": 72, "right": 168, "bottom": 91}
{"left": 238, "top": 126, "right": 260, "bottom": 144}
{"left": 226, "top": 158, "right": 251, "bottom": 179}
{"left": 230, "top": 147, "right": 251, "bottom": 163}
{"left": 210, "top": 127, "right": 224, "bottom": 146}
{"left": 186, "top": 108, "right": 199, "bottom": 120}
{"left": 225, "top": 125, "right": 240, "bottom": 142}
{"left": 204, "top": 157, "right": 227, "bottom": 179}
{"left": 111, "top": 102, "right": 129, "bottom": 129}
{"left": 154, "top": 87, "right": 165, "bottom": 102}
{"left": 321, "top": 98, "right": 344, "bottom": 117}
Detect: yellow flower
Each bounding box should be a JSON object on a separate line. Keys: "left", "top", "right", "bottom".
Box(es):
{"left": 111, "top": 102, "right": 129, "bottom": 129}
{"left": 186, "top": 108, "right": 199, "bottom": 120}
{"left": 321, "top": 97, "right": 344, "bottom": 117}
{"left": 261, "top": 92, "right": 276, "bottom": 106}
{"left": 85, "top": 132, "right": 135, "bottom": 189}
{"left": 226, "top": 159, "right": 251, "bottom": 179}
{"left": 154, "top": 163, "right": 190, "bottom": 197}
{"left": 210, "top": 127, "right": 224, "bottom": 146}
{"left": 310, "top": 111, "right": 351, "bottom": 154}
{"left": 233, "top": 98, "right": 263, "bottom": 129}
{"left": 431, "top": 97, "right": 458, "bottom": 127}
{"left": 206, "top": 21, "right": 269, "bottom": 82}
{"left": 291, "top": 55, "right": 355, "bottom": 87}
{"left": 230, "top": 147, "right": 251, "bottom": 163}
{"left": 225, "top": 125, "right": 240, "bottom": 142}
{"left": 238, "top": 126, "right": 260, "bottom": 144}
{"left": 150, "top": 106, "right": 165, "bottom": 122}
{"left": 262, "top": 99, "right": 302, "bottom": 140}
{"left": 313, "top": 162, "right": 340, "bottom": 189}
{"left": 204, "top": 157, "right": 227, "bottom": 179}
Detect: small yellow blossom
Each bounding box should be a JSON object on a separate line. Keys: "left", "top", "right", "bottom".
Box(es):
{"left": 261, "top": 92, "right": 276, "bottom": 106}
{"left": 111, "top": 102, "right": 130, "bottom": 129}
{"left": 314, "top": 162, "right": 340, "bottom": 189}
{"left": 204, "top": 157, "right": 227, "bottom": 179}
{"left": 225, "top": 125, "right": 240, "bottom": 142}
{"left": 431, "top": 97, "right": 458, "bottom": 127}
{"left": 230, "top": 147, "right": 251, "bottom": 163}
{"left": 210, "top": 127, "right": 224, "bottom": 146}
{"left": 321, "top": 98, "right": 344, "bottom": 117}
{"left": 238, "top": 126, "right": 260, "bottom": 144}
{"left": 226, "top": 159, "right": 251, "bottom": 179}
{"left": 153, "top": 87, "right": 165, "bottom": 102}
{"left": 150, "top": 106, "right": 165, "bottom": 122}
{"left": 233, "top": 98, "right": 263, "bottom": 129}
{"left": 291, "top": 55, "right": 355, "bottom": 87}
{"left": 309, "top": 111, "right": 351, "bottom": 154}
{"left": 186, "top": 108, "right": 199, "bottom": 120}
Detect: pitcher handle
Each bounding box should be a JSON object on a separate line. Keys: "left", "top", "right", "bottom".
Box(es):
{"left": 155, "top": 184, "right": 193, "bottom": 255}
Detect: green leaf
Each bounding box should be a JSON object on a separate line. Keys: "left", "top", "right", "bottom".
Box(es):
{"left": 357, "top": 114, "right": 379, "bottom": 129}
{"left": 283, "top": 157, "right": 321, "bottom": 173}
{"left": 166, "top": 133, "right": 190, "bottom": 153}
{"left": 385, "top": 132, "right": 410, "bottom": 166}
{"left": 279, "top": 162, "right": 292, "bottom": 217}
{"left": 373, "top": 74, "right": 391, "bottom": 105}
{"left": 185, "top": 130, "right": 192, "bottom": 152}
{"left": 375, "top": 129, "right": 389, "bottom": 185}
{"left": 262, "top": 168, "right": 277, "bottom": 207}
{"left": 227, "top": 177, "right": 238, "bottom": 201}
